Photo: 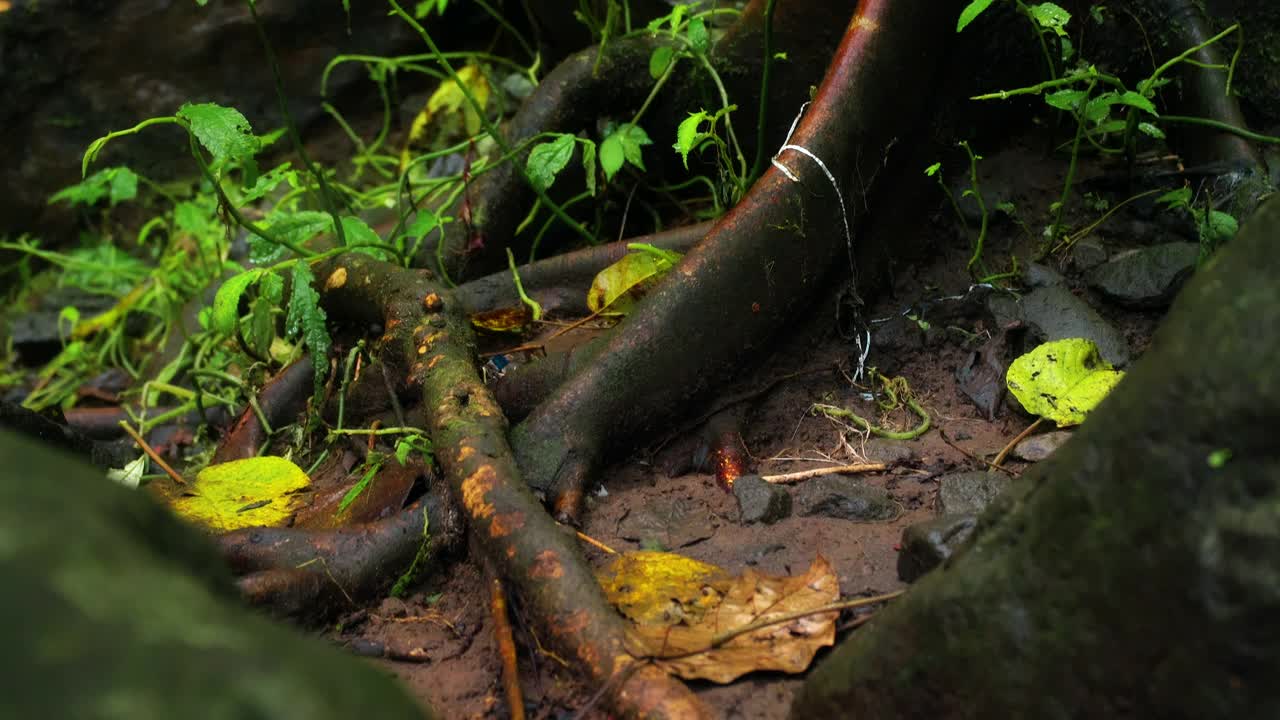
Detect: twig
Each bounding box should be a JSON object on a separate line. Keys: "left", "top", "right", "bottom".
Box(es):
{"left": 574, "top": 530, "right": 617, "bottom": 554}
{"left": 490, "top": 575, "right": 526, "bottom": 720}
{"left": 992, "top": 417, "right": 1044, "bottom": 468}
{"left": 762, "top": 462, "right": 888, "bottom": 484}
{"left": 118, "top": 420, "right": 185, "bottom": 485}
{"left": 938, "top": 428, "right": 1016, "bottom": 476}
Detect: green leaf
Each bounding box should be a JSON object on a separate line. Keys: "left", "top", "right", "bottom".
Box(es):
{"left": 248, "top": 293, "right": 277, "bottom": 358}
{"left": 649, "top": 46, "right": 675, "bottom": 79}
{"left": 601, "top": 123, "right": 652, "bottom": 180}
{"left": 1115, "top": 90, "right": 1157, "bottom": 115}
{"left": 1044, "top": 89, "right": 1087, "bottom": 111}
{"left": 211, "top": 269, "right": 264, "bottom": 337}
{"left": 177, "top": 102, "right": 260, "bottom": 170}
{"left": 173, "top": 456, "right": 311, "bottom": 531}
{"left": 1157, "top": 187, "right": 1191, "bottom": 209}
{"left": 956, "top": 0, "right": 998, "bottom": 32}
{"left": 287, "top": 262, "right": 332, "bottom": 390}
{"left": 1028, "top": 2, "right": 1071, "bottom": 34}
{"left": 600, "top": 134, "right": 625, "bottom": 181}
{"left": 924, "top": 162, "right": 942, "bottom": 177}
{"left": 1005, "top": 338, "right": 1124, "bottom": 427}
{"left": 257, "top": 211, "right": 332, "bottom": 264}
{"left": 1083, "top": 91, "right": 1119, "bottom": 124}
{"left": 48, "top": 167, "right": 139, "bottom": 208}
{"left": 674, "top": 111, "right": 710, "bottom": 168}
{"left": 587, "top": 244, "right": 683, "bottom": 315}
{"left": 339, "top": 215, "right": 388, "bottom": 257}
{"left": 1137, "top": 122, "right": 1165, "bottom": 139}
{"left": 241, "top": 162, "right": 296, "bottom": 203}
{"left": 687, "top": 17, "right": 709, "bottom": 54}
{"left": 339, "top": 454, "right": 384, "bottom": 514}
{"left": 1204, "top": 210, "right": 1238, "bottom": 246}
{"left": 526, "top": 133, "right": 576, "bottom": 192}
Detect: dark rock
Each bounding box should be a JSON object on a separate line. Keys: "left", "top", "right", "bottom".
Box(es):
{"left": 861, "top": 439, "right": 917, "bottom": 465}
{"left": 1022, "top": 262, "right": 1065, "bottom": 288}
{"left": 1070, "top": 237, "right": 1109, "bottom": 271}
{"left": 617, "top": 496, "right": 714, "bottom": 549}
{"left": 989, "top": 285, "right": 1131, "bottom": 366}
{"left": 795, "top": 477, "right": 898, "bottom": 521}
{"left": 872, "top": 315, "right": 926, "bottom": 352}
{"left": 897, "top": 514, "right": 977, "bottom": 582}
{"left": 938, "top": 471, "right": 1012, "bottom": 515}
{"left": 0, "top": 430, "right": 433, "bottom": 719}
{"left": 733, "top": 475, "right": 792, "bottom": 525}
{"left": 1085, "top": 242, "right": 1199, "bottom": 308}
{"left": 1012, "top": 430, "right": 1073, "bottom": 462}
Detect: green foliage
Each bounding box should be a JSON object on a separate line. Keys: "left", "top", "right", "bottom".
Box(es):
{"left": 600, "top": 123, "right": 652, "bottom": 181}
{"left": 286, "top": 262, "right": 333, "bottom": 391}
{"left": 1157, "top": 188, "right": 1239, "bottom": 262}
{"left": 177, "top": 102, "right": 262, "bottom": 181}
{"left": 49, "top": 167, "right": 138, "bottom": 208}
{"left": 1006, "top": 338, "right": 1124, "bottom": 427}
{"left": 956, "top": 0, "right": 998, "bottom": 32}
{"left": 211, "top": 270, "right": 266, "bottom": 337}
{"left": 338, "top": 452, "right": 385, "bottom": 514}
{"left": 526, "top": 133, "right": 577, "bottom": 191}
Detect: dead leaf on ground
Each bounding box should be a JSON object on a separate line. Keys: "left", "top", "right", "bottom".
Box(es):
{"left": 171, "top": 456, "right": 310, "bottom": 531}
{"left": 606, "top": 553, "right": 840, "bottom": 683}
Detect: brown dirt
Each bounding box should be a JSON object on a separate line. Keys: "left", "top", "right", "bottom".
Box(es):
{"left": 330, "top": 134, "right": 1173, "bottom": 719}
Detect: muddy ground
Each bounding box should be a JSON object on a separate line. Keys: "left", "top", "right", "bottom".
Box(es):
{"left": 327, "top": 135, "right": 1174, "bottom": 718}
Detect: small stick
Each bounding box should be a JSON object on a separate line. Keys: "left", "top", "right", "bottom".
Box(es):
{"left": 574, "top": 530, "right": 617, "bottom": 554}
{"left": 490, "top": 574, "right": 526, "bottom": 720}
{"left": 118, "top": 420, "right": 185, "bottom": 485}
{"left": 762, "top": 462, "right": 887, "bottom": 484}
{"left": 938, "top": 428, "right": 1016, "bottom": 476}
{"left": 992, "top": 417, "right": 1044, "bottom": 468}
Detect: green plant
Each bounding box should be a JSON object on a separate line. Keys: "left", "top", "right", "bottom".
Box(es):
{"left": 1156, "top": 187, "right": 1239, "bottom": 264}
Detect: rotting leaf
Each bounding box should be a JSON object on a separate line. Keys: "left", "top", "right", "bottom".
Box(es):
{"left": 597, "top": 551, "right": 733, "bottom": 627}
{"left": 587, "top": 243, "right": 683, "bottom": 315}
{"left": 469, "top": 306, "right": 531, "bottom": 333}
{"left": 172, "top": 456, "right": 310, "bottom": 531}
{"left": 1006, "top": 337, "right": 1124, "bottom": 427}
{"left": 620, "top": 555, "right": 841, "bottom": 683}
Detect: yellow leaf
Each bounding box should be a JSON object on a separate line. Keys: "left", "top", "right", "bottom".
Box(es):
{"left": 172, "top": 456, "right": 310, "bottom": 531}
{"left": 597, "top": 551, "right": 732, "bottom": 627}
{"left": 469, "top": 306, "right": 531, "bottom": 333}
{"left": 402, "top": 64, "right": 490, "bottom": 169}
{"left": 1006, "top": 337, "right": 1125, "bottom": 427}
{"left": 587, "top": 245, "right": 682, "bottom": 315}
{"left": 610, "top": 554, "right": 841, "bottom": 683}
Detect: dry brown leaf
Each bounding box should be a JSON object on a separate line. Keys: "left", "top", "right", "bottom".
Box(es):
{"left": 620, "top": 555, "right": 841, "bottom": 683}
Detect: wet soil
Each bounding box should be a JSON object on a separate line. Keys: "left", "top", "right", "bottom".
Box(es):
{"left": 330, "top": 135, "right": 1174, "bottom": 719}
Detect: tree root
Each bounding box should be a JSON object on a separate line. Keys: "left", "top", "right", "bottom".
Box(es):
{"left": 218, "top": 495, "right": 462, "bottom": 623}
{"left": 213, "top": 356, "right": 314, "bottom": 463}
{"left": 315, "top": 253, "right": 709, "bottom": 718}
{"left": 510, "top": 0, "right": 959, "bottom": 523}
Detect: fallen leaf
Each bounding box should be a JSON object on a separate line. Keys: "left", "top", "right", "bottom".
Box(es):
{"left": 1006, "top": 337, "right": 1124, "bottom": 426}
{"left": 598, "top": 551, "right": 732, "bottom": 627}
{"left": 172, "top": 456, "right": 310, "bottom": 531}
{"left": 616, "top": 555, "right": 841, "bottom": 683}
{"left": 587, "top": 244, "right": 682, "bottom": 315}
{"left": 469, "top": 306, "right": 531, "bottom": 333}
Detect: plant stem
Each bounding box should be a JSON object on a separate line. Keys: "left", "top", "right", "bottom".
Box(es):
{"left": 750, "top": 0, "right": 778, "bottom": 181}
{"left": 387, "top": 0, "right": 595, "bottom": 244}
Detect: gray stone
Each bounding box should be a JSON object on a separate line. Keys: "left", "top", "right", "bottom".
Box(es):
{"left": 794, "top": 477, "right": 898, "bottom": 521}
{"left": 616, "top": 496, "right": 713, "bottom": 549}
{"left": 1012, "top": 430, "right": 1073, "bottom": 462}
{"left": 1085, "top": 242, "right": 1199, "bottom": 308}
{"left": 938, "top": 471, "right": 1012, "bottom": 515}
{"left": 1022, "top": 262, "right": 1066, "bottom": 288}
{"left": 897, "top": 514, "right": 977, "bottom": 582}
{"left": 733, "top": 475, "right": 792, "bottom": 525}
{"left": 861, "top": 439, "right": 917, "bottom": 465}
{"left": 989, "top": 285, "right": 1131, "bottom": 367}
{"left": 1070, "top": 237, "right": 1109, "bottom": 271}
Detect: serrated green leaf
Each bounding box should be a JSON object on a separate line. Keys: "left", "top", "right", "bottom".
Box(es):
{"left": 173, "top": 456, "right": 311, "bottom": 531}
{"left": 48, "top": 167, "right": 139, "bottom": 208}
{"left": 956, "top": 0, "right": 998, "bottom": 32}
{"left": 650, "top": 45, "right": 675, "bottom": 79}
{"left": 687, "top": 17, "right": 709, "bottom": 54}
{"left": 241, "top": 162, "right": 295, "bottom": 203}
{"left": 1083, "top": 91, "right": 1118, "bottom": 124}
{"left": 1045, "top": 89, "right": 1086, "bottom": 111}
{"left": 248, "top": 293, "right": 277, "bottom": 358}
{"left": 1006, "top": 338, "right": 1124, "bottom": 426}
{"left": 1115, "top": 90, "right": 1157, "bottom": 116}
{"left": 287, "top": 262, "right": 332, "bottom": 390}
{"left": 1029, "top": 2, "right": 1071, "bottom": 33}
{"left": 675, "top": 112, "right": 709, "bottom": 168}
{"left": 1137, "top": 122, "right": 1165, "bottom": 139}
{"left": 526, "top": 133, "right": 576, "bottom": 192}
{"left": 211, "top": 269, "right": 264, "bottom": 337}
{"left": 619, "top": 124, "right": 652, "bottom": 170}
{"left": 257, "top": 210, "right": 332, "bottom": 264}
{"left": 177, "top": 102, "right": 260, "bottom": 170}
{"left": 259, "top": 271, "right": 284, "bottom": 305}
